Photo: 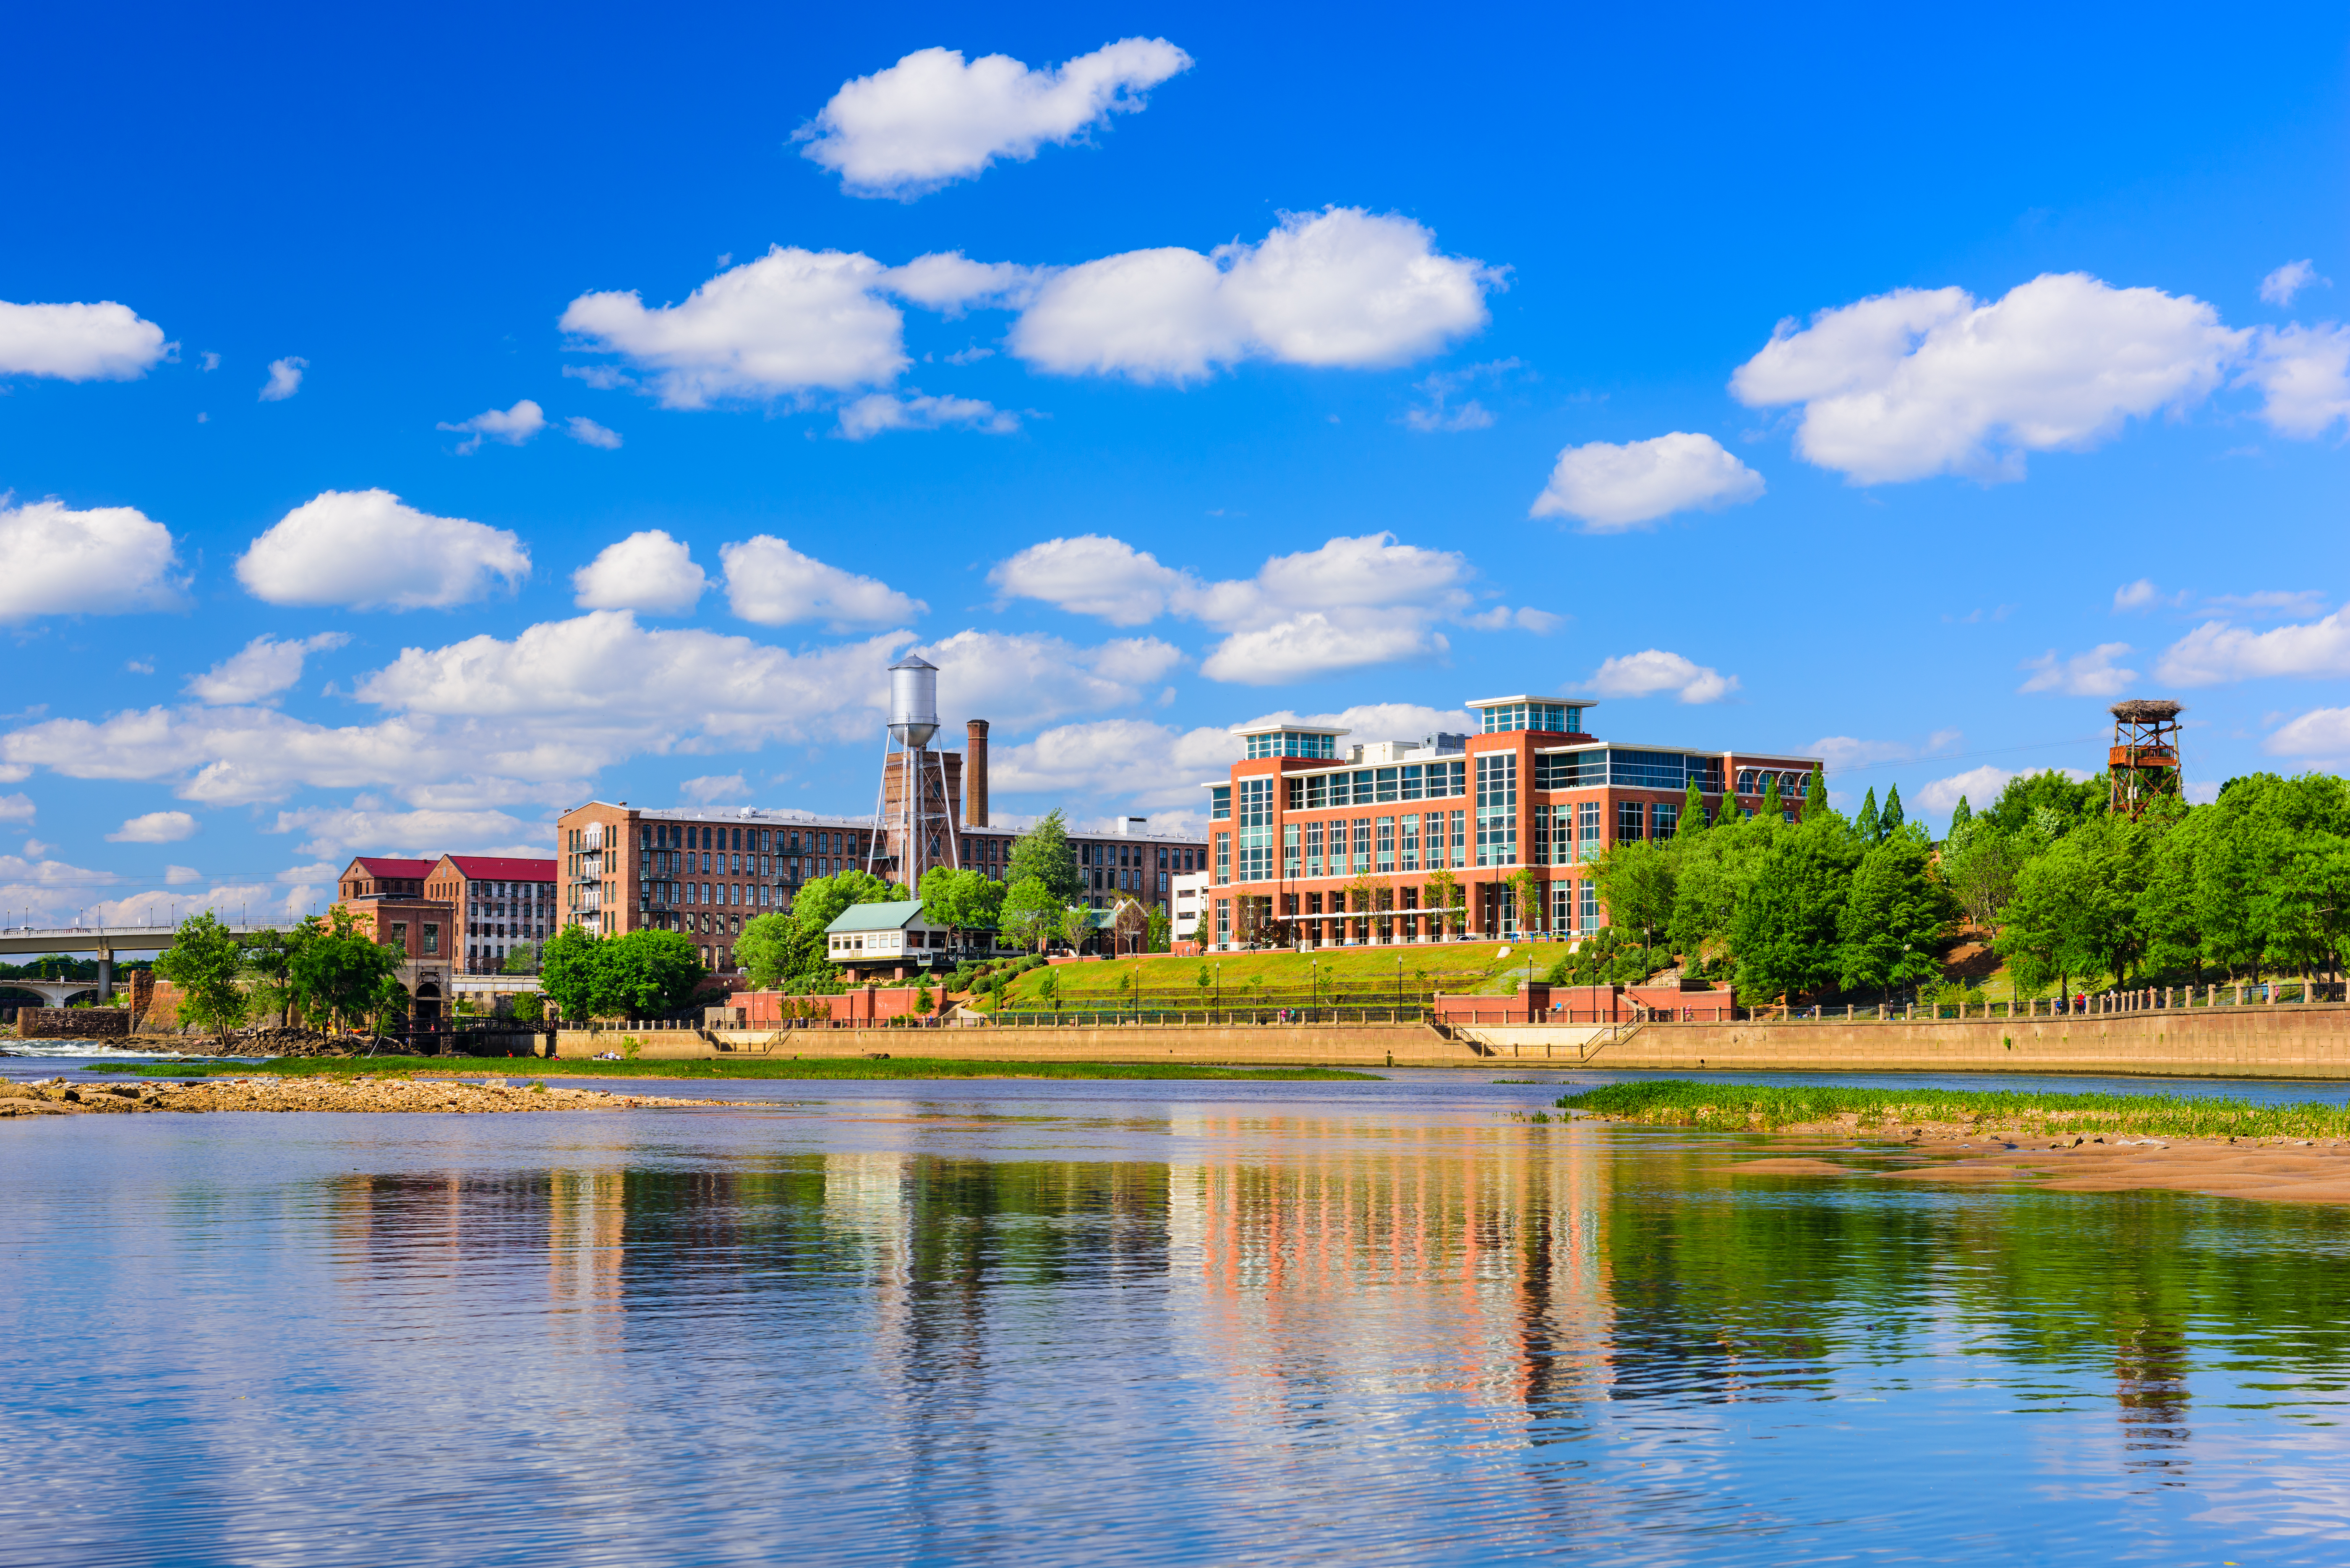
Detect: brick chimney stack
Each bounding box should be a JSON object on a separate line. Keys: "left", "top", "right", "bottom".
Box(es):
{"left": 965, "top": 718, "right": 989, "bottom": 827}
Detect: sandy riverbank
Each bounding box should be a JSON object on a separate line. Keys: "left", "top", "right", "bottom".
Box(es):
{"left": 0, "top": 1076, "right": 724, "bottom": 1118}
{"left": 1697, "top": 1119, "right": 2350, "bottom": 1205}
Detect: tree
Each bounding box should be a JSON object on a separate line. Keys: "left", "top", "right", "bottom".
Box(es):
{"left": 287, "top": 908, "right": 402, "bottom": 1032}
{"left": 790, "top": 870, "right": 898, "bottom": 940}
{"left": 240, "top": 925, "right": 303, "bottom": 1029}
{"left": 738, "top": 911, "right": 828, "bottom": 991}
{"left": 1681, "top": 779, "right": 1708, "bottom": 835}
{"left": 1505, "top": 866, "right": 1543, "bottom": 935}
{"left": 919, "top": 866, "right": 1005, "bottom": 936}
{"left": 1836, "top": 836, "right": 1957, "bottom": 999}
{"left": 1000, "top": 877, "right": 1060, "bottom": 952}
{"left": 1984, "top": 770, "right": 2104, "bottom": 838}
{"left": 1804, "top": 765, "right": 1829, "bottom": 819}
{"left": 1586, "top": 840, "right": 1676, "bottom": 952}
{"left": 1145, "top": 905, "right": 1171, "bottom": 953}
{"left": 1855, "top": 787, "right": 1882, "bottom": 845}
{"left": 602, "top": 929, "right": 706, "bottom": 1016}
{"left": 1007, "top": 809, "right": 1083, "bottom": 903}
{"left": 1666, "top": 809, "right": 1767, "bottom": 969}
{"left": 1942, "top": 827, "right": 2026, "bottom": 932}
{"left": 502, "top": 940, "right": 540, "bottom": 975}
{"left": 1761, "top": 773, "right": 1784, "bottom": 823}
{"left": 913, "top": 976, "right": 934, "bottom": 1015}
{"left": 539, "top": 925, "right": 602, "bottom": 1022}
{"left": 1424, "top": 866, "right": 1465, "bottom": 937}
{"left": 1948, "top": 794, "right": 1973, "bottom": 837}
{"left": 154, "top": 912, "right": 251, "bottom": 1041}
{"left": 1880, "top": 782, "right": 1906, "bottom": 838}
{"left": 1731, "top": 819, "right": 1860, "bottom": 1004}
{"left": 1112, "top": 897, "right": 1149, "bottom": 955}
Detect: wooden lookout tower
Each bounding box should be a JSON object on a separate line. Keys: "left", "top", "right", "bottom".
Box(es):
{"left": 2108, "top": 699, "right": 2183, "bottom": 818}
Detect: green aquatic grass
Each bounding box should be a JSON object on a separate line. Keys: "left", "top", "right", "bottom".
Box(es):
{"left": 89, "top": 1055, "right": 1381, "bottom": 1083}
{"left": 1557, "top": 1078, "right": 2350, "bottom": 1140}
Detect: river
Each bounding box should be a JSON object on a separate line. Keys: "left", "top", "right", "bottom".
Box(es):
{"left": 5, "top": 1064, "right": 2348, "bottom": 1564}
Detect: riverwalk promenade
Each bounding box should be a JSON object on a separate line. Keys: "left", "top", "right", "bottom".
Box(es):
{"left": 555, "top": 997, "right": 2350, "bottom": 1080}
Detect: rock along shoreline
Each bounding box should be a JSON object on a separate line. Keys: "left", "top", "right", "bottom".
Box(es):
{"left": 0, "top": 1076, "right": 727, "bottom": 1118}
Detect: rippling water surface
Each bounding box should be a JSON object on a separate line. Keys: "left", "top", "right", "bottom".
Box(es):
{"left": 6, "top": 1070, "right": 2350, "bottom": 1564}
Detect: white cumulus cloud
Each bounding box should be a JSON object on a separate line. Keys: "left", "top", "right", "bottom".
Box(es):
{"left": 258, "top": 356, "right": 307, "bottom": 402}
{"left": 267, "top": 806, "right": 540, "bottom": 859}
{"left": 836, "top": 391, "right": 1018, "bottom": 440}
{"left": 0, "top": 793, "right": 33, "bottom": 823}
{"left": 1730, "top": 273, "right": 2246, "bottom": 483}
{"left": 990, "top": 718, "right": 1237, "bottom": 811}
{"left": 721, "top": 536, "right": 926, "bottom": 629}
{"left": 1588, "top": 650, "right": 1739, "bottom": 704}
{"left": 573, "top": 530, "right": 707, "bottom": 614}
{"left": 237, "top": 490, "right": 530, "bottom": 610}
{"left": 0, "top": 497, "right": 185, "bottom": 621}
{"left": 2018, "top": 643, "right": 2138, "bottom": 697}
{"left": 679, "top": 773, "right": 749, "bottom": 804}
{"left": 561, "top": 248, "right": 906, "bottom": 409}
{"left": 185, "top": 632, "right": 351, "bottom": 705}
{"left": 1529, "top": 432, "right": 1765, "bottom": 530}
{"left": 565, "top": 416, "right": 623, "bottom": 449}
{"left": 796, "top": 38, "right": 1193, "bottom": 198}
{"left": 2267, "top": 707, "right": 2350, "bottom": 759}
{"left": 1009, "top": 208, "right": 1498, "bottom": 382}
{"left": 2238, "top": 322, "right": 2350, "bottom": 439}
{"left": 1915, "top": 764, "right": 2026, "bottom": 815}
{"left": 0, "top": 298, "right": 172, "bottom": 381}
{"left": 916, "top": 629, "right": 1184, "bottom": 728}
{"left": 990, "top": 530, "right": 1543, "bottom": 683}
{"left": 2157, "top": 608, "right": 2350, "bottom": 686}
{"left": 437, "top": 398, "right": 547, "bottom": 454}
{"left": 108, "top": 810, "right": 199, "bottom": 843}
{"left": 2260, "top": 260, "right": 2325, "bottom": 308}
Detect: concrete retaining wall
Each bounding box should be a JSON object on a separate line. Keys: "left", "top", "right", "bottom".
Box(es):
{"left": 1542, "top": 1002, "right": 2350, "bottom": 1079}
{"left": 557, "top": 1005, "right": 2350, "bottom": 1077}
{"left": 559, "top": 1023, "right": 1468, "bottom": 1067}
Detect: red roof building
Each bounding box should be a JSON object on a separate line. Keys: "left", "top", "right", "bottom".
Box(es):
{"left": 427, "top": 854, "right": 558, "bottom": 975}
{"left": 338, "top": 857, "right": 436, "bottom": 901}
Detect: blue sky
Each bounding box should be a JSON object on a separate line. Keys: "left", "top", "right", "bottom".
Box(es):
{"left": 3, "top": 2, "right": 2346, "bottom": 926}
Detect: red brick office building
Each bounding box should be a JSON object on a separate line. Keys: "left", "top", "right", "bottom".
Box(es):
{"left": 424, "top": 855, "right": 558, "bottom": 975}
{"left": 1199, "top": 695, "right": 1820, "bottom": 950}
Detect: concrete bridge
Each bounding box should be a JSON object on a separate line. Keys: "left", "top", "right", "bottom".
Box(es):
{"left": 0, "top": 921, "right": 302, "bottom": 1005}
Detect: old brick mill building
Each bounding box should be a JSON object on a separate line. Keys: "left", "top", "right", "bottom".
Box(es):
{"left": 555, "top": 719, "right": 1206, "bottom": 978}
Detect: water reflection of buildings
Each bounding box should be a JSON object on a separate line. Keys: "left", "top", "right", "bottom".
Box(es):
{"left": 1170, "top": 1120, "right": 1617, "bottom": 1420}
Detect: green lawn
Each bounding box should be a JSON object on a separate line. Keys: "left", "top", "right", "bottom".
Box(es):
{"left": 90, "top": 1055, "right": 1382, "bottom": 1082}
{"left": 1559, "top": 1079, "right": 2350, "bottom": 1140}
{"left": 985, "top": 942, "right": 1557, "bottom": 1010}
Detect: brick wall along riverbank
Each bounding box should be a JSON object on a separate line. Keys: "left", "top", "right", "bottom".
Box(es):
{"left": 1525, "top": 1002, "right": 2350, "bottom": 1079}
{"left": 554, "top": 1004, "right": 2350, "bottom": 1077}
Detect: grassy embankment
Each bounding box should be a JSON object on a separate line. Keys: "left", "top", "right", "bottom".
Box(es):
{"left": 89, "top": 1056, "right": 1381, "bottom": 1083}
{"left": 1560, "top": 1079, "right": 2350, "bottom": 1140}
{"left": 986, "top": 942, "right": 1549, "bottom": 1010}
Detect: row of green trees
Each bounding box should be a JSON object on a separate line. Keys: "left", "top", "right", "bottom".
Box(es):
{"left": 1586, "top": 771, "right": 1957, "bottom": 1004}
{"left": 1583, "top": 767, "right": 2350, "bottom": 1004}
{"left": 151, "top": 909, "right": 410, "bottom": 1040}
{"left": 1961, "top": 771, "right": 2350, "bottom": 994}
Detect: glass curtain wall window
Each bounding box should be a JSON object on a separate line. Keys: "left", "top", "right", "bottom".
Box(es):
{"left": 1236, "top": 778, "right": 1275, "bottom": 883}
{"left": 1551, "top": 884, "right": 1573, "bottom": 933}
{"left": 1475, "top": 754, "right": 1518, "bottom": 866}
{"left": 1214, "top": 835, "right": 1230, "bottom": 884}
{"left": 1617, "top": 801, "right": 1645, "bottom": 841}
{"left": 1282, "top": 824, "right": 1300, "bottom": 878}
{"left": 1304, "top": 821, "right": 1324, "bottom": 877}
{"left": 1351, "top": 818, "right": 1372, "bottom": 874}
{"left": 1578, "top": 801, "right": 1602, "bottom": 858}
{"left": 1376, "top": 817, "right": 1395, "bottom": 871}
{"left": 1399, "top": 814, "right": 1420, "bottom": 871}
{"left": 1449, "top": 810, "right": 1468, "bottom": 867}
{"left": 1580, "top": 880, "right": 1599, "bottom": 929}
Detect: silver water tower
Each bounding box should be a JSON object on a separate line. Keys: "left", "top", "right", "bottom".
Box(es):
{"left": 871, "top": 653, "right": 958, "bottom": 889}
{"left": 889, "top": 655, "right": 940, "bottom": 748}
